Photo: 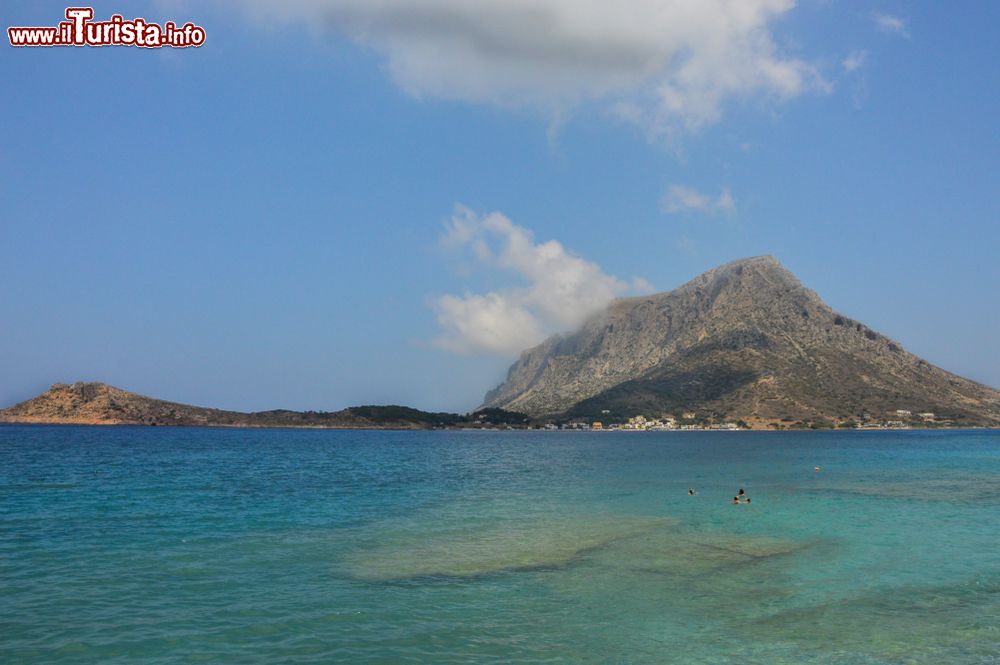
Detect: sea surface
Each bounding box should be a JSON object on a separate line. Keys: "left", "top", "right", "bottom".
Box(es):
{"left": 1, "top": 426, "right": 998, "bottom": 664}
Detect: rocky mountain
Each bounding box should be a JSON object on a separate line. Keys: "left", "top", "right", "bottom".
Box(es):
{"left": 0, "top": 382, "right": 469, "bottom": 429}
{"left": 481, "top": 256, "right": 1000, "bottom": 427}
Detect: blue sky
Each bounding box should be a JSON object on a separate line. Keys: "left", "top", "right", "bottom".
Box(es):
{"left": 2, "top": 1, "right": 998, "bottom": 412}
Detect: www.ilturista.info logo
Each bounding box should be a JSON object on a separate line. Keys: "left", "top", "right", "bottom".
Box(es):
{"left": 8, "top": 7, "right": 205, "bottom": 48}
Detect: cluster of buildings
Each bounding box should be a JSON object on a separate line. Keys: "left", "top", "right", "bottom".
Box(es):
{"left": 536, "top": 422, "right": 591, "bottom": 431}
{"left": 855, "top": 410, "right": 937, "bottom": 429}
{"left": 522, "top": 414, "right": 743, "bottom": 431}
{"left": 593, "top": 415, "right": 740, "bottom": 431}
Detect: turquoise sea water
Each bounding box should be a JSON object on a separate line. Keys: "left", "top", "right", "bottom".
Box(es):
{"left": 1, "top": 426, "right": 997, "bottom": 664}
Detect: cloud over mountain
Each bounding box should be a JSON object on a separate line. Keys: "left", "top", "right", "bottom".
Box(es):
{"left": 434, "top": 206, "right": 650, "bottom": 355}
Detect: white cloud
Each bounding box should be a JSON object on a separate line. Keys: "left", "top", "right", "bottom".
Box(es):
{"left": 874, "top": 14, "right": 908, "bottom": 38}
{"left": 841, "top": 50, "right": 869, "bottom": 109}
{"left": 434, "top": 292, "right": 545, "bottom": 356}
{"left": 235, "top": 0, "right": 827, "bottom": 134}
{"left": 676, "top": 236, "right": 699, "bottom": 257}
{"left": 661, "top": 184, "right": 736, "bottom": 215}
{"left": 434, "top": 206, "right": 649, "bottom": 354}
{"left": 842, "top": 50, "right": 867, "bottom": 73}
{"left": 631, "top": 276, "right": 656, "bottom": 294}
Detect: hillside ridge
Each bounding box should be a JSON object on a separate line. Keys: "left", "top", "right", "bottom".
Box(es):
{"left": 0, "top": 382, "right": 490, "bottom": 429}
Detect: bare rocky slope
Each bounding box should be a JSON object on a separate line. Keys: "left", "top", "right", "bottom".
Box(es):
{"left": 481, "top": 256, "right": 1000, "bottom": 426}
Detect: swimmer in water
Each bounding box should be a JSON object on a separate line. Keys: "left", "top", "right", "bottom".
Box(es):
{"left": 738, "top": 488, "right": 745, "bottom": 498}
{"left": 745, "top": 497, "right": 751, "bottom": 504}
{"left": 688, "top": 488, "right": 695, "bottom": 496}
{"left": 732, "top": 496, "right": 740, "bottom": 504}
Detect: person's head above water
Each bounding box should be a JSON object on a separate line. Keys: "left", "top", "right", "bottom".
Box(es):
{"left": 732, "top": 496, "right": 740, "bottom": 504}
{"left": 688, "top": 488, "right": 695, "bottom": 495}
{"left": 746, "top": 497, "right": 751, "bottom": 503}
{"left": 738, "top": 488, "right": 745, "bottom": 495}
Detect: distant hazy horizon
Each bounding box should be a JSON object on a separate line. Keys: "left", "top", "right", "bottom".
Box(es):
{"left": 3, "top": 1, "right": 999, "bottom": 412}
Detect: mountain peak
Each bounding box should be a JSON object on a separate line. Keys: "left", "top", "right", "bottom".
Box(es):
{"left": 721, "top": 254, "right": 780, "bottom": 268}
{"left": 697, "top": 254, "right": 794, "bottom": 283}
{"left": 482, "top": 257, "right": 1000, "bottom": 426}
